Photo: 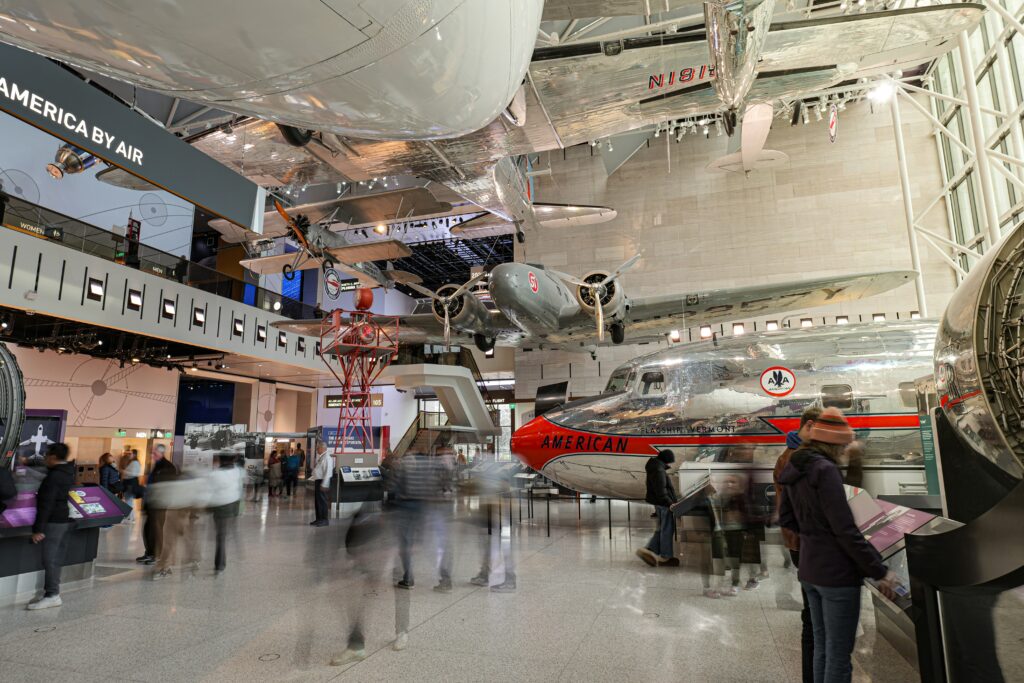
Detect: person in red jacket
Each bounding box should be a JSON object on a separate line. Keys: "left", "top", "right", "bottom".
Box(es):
{"left": 779, "top": 408, "right": 899, "bottom": 683}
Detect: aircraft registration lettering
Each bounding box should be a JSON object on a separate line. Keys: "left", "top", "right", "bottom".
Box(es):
{"left": 648, "top": 65, "right": 715, "bottom": 90}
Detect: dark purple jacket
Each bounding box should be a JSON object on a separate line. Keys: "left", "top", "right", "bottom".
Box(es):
{"left": 778, "top": 448, "right": 886, "bottom": 587}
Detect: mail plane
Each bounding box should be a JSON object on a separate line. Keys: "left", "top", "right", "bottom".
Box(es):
{"left": 510, "top": 321, "right": 937, "bottom": 498}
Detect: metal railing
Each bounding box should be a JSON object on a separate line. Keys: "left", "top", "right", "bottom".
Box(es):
{"left": 0, "top": 192, "right": 317, "bottom": 320}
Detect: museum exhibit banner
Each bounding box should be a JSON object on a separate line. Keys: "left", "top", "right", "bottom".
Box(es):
{"left": 0, "top": 43, "right": 265, "bottom": 233}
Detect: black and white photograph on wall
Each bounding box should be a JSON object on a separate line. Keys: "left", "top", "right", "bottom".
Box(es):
{"left": 181, "top": 423, "right": 246, "bottom": 471}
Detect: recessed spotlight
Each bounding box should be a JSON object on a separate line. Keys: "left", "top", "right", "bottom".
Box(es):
{"left": 233, "top": 319, "right": 244, "bottom": 337}
{"left": 873, "top": 313, "right": 886, "bottom": 322}
{"left": 127, "top": 289, "right": 143, "bottom": 311}
{"left": 484, "top": 348, "right": 495, "bottom": 358}
{"left": 836, "top": 316, "right": 849, "bottom": 325}
{"left": 910, "top": 311, "right": 921, "bottom": 320}
{"left": 193, "top": 307, "right": 205, "bottom": 327}
{"left": 766, "top": 321, "right": 780, "bottom": 331}
{"left": 699, "top": 325, "right": 713, "bottom": 339}
{"left": 374, "top": 224, "right": 388, "bottom": 235}
{"left": 162, "top": 299, "right": 176, "bottom": 320}
{"left": 732, "top": 323, "right": 745, "bottom": 336}
{"left": 272, "top": 301, "right": 282, "bottom": 312}
{"left": 87, "top": 277, "right": 104, "bottom": 302}
{"left": 801, "top": 318, "right": 813, "bottom": 328}
{"left": 297, "top": 338, "right": 306, "bottom": 353}
{"left": 277, "top": 331, "right": 287, "bottom": 348}
{"left": 131, "top": 357, "right": 140, "bottom": 364}
{"left": 669, "top": 329, "right": 681, "bottom": 343}
{"left": 257, "top": 325, "right": 267, "bottom": 343}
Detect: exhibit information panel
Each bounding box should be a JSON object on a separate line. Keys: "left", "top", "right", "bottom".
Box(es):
{"left": 0, "top": 483, "right": 128, "bottom": 532}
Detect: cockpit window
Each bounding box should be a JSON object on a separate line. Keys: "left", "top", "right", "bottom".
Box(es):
{"left": 638, "top": 371, "right": 665, "bottom": 396}
{"left": 604, "top": 368, "right": 632, "bottom": 394}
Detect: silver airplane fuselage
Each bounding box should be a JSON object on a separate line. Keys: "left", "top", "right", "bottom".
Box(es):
{"left": 512, "top": 321, "right": 937, "bottom": 499}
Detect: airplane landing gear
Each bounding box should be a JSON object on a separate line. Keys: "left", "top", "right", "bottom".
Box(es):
{"left": 474, "top": 333, "right": 495, "bottom": 353}
{"left": 610, "top": 322, "right": 625, "bottom": 345}
{"left": 277, "top": 124, "right": 313, "bottom": 147}
{"left": 723, "top": 110, "right": 737, "bottom": 137}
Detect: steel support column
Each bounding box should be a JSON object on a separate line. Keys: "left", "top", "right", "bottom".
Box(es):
{"left": 959, "top": 31, "right": 1004, "bottom": 248}
{"left": 994, "top": 37, "right": 1024, "bottom": 181}
{"left": 890, "top": 95, "right": 930, "bottom": 316}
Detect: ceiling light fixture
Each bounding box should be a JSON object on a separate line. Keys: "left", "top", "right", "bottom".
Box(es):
{"left": 868, "top": 81, "right": 896, "bottom": 103}
{"left": 732, "top": 323, "right": 745, "bottom": 336}
{"left": 766, "top": 320, "right": 780, "bottom": 331}
{"left": 836, "top": 315, "right": 849, "bottom": 325}
{"left": 669, "top": 329, "right": 681, "bottom": 343}
{"left": 127, "top": 289, "right": 143, "bottom": 311}
{"left": 374, "top": 224, "right": 388, "bottom": 235}
{"left": 910, "top": 311, "right": 921, "bottom": 320}
{"left": 873, "top": 313, "right": 886, "bottom": 322}
{"left": 699, "top": 325, "right": 713, "bottom": 339}
{"left": 801, "top": 318, "right": 813, "bottom": 328}
{"left": 233, "top": 318, "right": 244, "bottom": 337}
{"left": 192, "top": 307, "right": 205, "bottom": 327}
{"left": 162, "top": 299, "right": 176, "bottom": 320}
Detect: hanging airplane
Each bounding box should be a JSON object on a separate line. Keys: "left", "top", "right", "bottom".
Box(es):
{"left": 28, "top": 2, "right": 983, "bottom": 242}
{"left": 239, "top": 200, "right": 418, "bottom": 289}
{"left": 509, "top": 320, "right": 937, "bottom": 499}
{"left": 274, "top": 258, "right": 916, "bottom": 355}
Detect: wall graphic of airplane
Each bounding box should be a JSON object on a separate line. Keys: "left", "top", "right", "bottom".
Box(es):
{"left": 20, "top": 424, "right": 54, "bottom": 457}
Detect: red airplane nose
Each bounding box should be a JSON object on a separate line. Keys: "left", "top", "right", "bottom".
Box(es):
{"left": 511, "top": 416, "right": 554, "bottom": 472}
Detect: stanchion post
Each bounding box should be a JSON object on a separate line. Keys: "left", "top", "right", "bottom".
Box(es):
{"left": 487, "top": 502, "right": 492, "bottom": 536}
{"left": 546, "top": 493, "right": 551, "bottom": 537}
{"left": 607, "top": 498, "right": 612, "bottom": 539}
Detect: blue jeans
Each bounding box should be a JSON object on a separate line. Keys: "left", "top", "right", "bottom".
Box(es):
{"left": 645, "top": 506, "right": 675, "bottom": 559}
{"left": 802, "top": 582, "right": 861, "bottom": 683}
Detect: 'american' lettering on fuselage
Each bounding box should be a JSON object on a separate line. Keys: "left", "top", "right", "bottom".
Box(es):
{"left": 540, "top": 434, "right": 629, "bottom": 453}
{"left": 648, "top": 65, "right": 715, "bottom": 90}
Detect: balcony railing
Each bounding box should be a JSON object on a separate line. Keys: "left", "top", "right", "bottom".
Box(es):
{"left": 0, "top": 191, "right": 317, "bottom": 320}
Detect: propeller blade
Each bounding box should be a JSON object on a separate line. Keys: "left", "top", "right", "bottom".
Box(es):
{"left": 603, "top": 254, "right": 641, "bottom": 286}
{"left": 406, "top": 282, "right": 441, "bottom": 301}
{"left": 549, "top": 270, "right": 590, "bottom": 288}
{"left": 447, "top": 271, "right": 487, "bottom": 301}
{"left": 443, "top": 308, "right": 451, "bottom": 349}
{"left": 596, "top": 296, "right": 605, "bottom": 342}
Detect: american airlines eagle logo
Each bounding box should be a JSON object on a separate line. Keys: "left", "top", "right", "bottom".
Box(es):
{"left": 760, "top": 366, "right": 796, "bottom": 397}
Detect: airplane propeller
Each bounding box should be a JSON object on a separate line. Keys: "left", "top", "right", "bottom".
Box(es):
{"left": 555, "top": 254, "right": 641, "bottom": 342}
{"left": 406, "top": 272, "right": 487, "bottom": 348}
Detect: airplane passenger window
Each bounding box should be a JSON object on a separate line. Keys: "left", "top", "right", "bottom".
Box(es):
{"left": 898, "top": 382, "right": 918, "bottom": 408}
{"left": 822, "top": 384, "right": 853, "bottom": 410}
{"left": 639, "top": 371, "right": 665, "bottom": 396}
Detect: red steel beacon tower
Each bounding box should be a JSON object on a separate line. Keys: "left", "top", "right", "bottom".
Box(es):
{"left": 318, "top": 288, "right": 399, "bottom": 461}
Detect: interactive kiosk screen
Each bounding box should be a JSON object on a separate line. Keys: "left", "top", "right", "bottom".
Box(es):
{"left": 0, "top": 483, "right": 128, "bottom": 535}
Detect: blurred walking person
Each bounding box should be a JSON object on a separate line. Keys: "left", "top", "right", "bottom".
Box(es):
{"left": 267, "top": 450, "right": 283, "bottom": 498}
{"left": 394, "top": 448, "right": 451, "bottom": 590}
{"left": 26, "top": 443, "right": 74, "bottom": 610}
{"left": 282, "top": 446, "right": 301, "bottom": 499}
{"left": 150, "top": 468, "right": 202, "bottom": 580}
{"left": 206, "top": 453, "right": 244, "bottom": 572}
{"left": 138, "top": 445, "right": 175, "bottom": 565}
{"left": 121, "top": 449, "right": 142, "bottom": 521}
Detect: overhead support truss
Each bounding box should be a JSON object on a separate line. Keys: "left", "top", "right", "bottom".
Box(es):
{"left": 885, "top": 2, "right": 1024, "bottom": 309}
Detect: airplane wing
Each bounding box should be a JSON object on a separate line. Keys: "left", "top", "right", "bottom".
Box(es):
{"left": 450, "top": 203, "right": 618, "bottom": 238}
{"left": 620, "top": 270, "right": 917, "bottom": 342}
{"left": 325, "top": 239, "right": 412, "bottom": 263}
{"left": 272, "top": 310, "right": 523, "bottom": 347}
{"left": 542, "top": 1, "right": 693, "bottom": 20}
{"left": 207, "top": 188, "right": 452, "bottom": 242}
{"left": 238, "top": 252, "right": 321, "bottom": 276}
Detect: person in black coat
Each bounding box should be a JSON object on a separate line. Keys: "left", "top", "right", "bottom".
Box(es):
{"left": 98, "top": 452, "right": 121, "bottom": 493}
{"left": 779, "top": 408, "right": 898, "bottom": 683}
{"left": 138, "top": 446, "right": 178, "bottom": 565}
{"left": 636, "top": 449, "right": 679, "bottom": 567}
{"left": 27, "top": 442, "right": 75, "bottom": 610}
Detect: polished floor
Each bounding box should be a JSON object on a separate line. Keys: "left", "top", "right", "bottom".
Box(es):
{"left": 2, "top": 492, "right": 924, "bottom": 682}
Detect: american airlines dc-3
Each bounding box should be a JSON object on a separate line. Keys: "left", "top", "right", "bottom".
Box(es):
{"left": 511, "top": 321, "right": 936, "bottom": 498}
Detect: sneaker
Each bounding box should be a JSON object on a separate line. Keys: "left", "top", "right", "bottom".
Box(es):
{"left": 135, "top": 554, "right": 154, "bottom": 564}
{"left": 26, "top": 594, "right": 62, "bottom": 610}
{"left": 395, "top": 579, "right": 414, "bottom": 590}
{"left": 722, "top": 585, "right": 739, "bottom": 597}
{"left": 703, "top": 589, "right": 721, "bottom": 599}
{"left": 433, "top": 580, "right": 453, "bottom": 593}
{"left": 153, "top": 568, "right": 173, "bottom": 581}
{"left": 469, "top": 573, "right": 489, "bottom": 587}
{"left": 491, "top": 575, "right": 516, "bottom": 593}
{"left": 658, "top": 556, "right": 680, "bottom": 567}
{"left": 309, "top": 520, "right": 319, "bottom": 526}
{"left": 393, "top": 632, "right": 409, "bottom": 651}
{"left": 142, "top": 556, "right": 156, "bottom": 566}
{"left": 757, "top": 570, "right": 771, "bottom": 580}
{"left": 329, "top": 648, "right": 367, "bottom": 667}
{"left": 635, "top": 548, "right": 658, "bottom": 567}
{"left": 744, "top": 578, "right": 760, "bottom": 591}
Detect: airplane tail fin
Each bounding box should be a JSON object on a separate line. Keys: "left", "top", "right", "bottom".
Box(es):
{"left": 707, "top": 150, "right": 789, "bottom": 174}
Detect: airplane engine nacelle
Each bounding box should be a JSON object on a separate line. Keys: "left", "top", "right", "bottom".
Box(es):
{"left": 575, "top": 271, "right": 626, "bottom": 322}
{"left": 432, "top": 285, "right": 491, "bottom": 334}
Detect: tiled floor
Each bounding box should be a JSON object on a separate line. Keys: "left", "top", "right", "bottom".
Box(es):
{"left": 0, "top": 494, "right": 930, "bottom": 681}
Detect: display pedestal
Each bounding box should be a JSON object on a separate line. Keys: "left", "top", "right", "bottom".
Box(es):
{"left": 0, "top": 527, "right": 99, "bottom": 608}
